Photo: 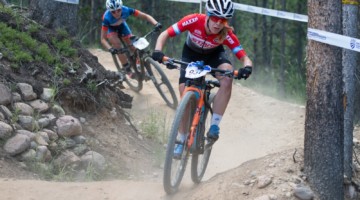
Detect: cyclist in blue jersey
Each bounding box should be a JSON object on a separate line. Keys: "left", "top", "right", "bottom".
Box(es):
{"left": 101, "top": 0, "right": 162, "bottom": 77}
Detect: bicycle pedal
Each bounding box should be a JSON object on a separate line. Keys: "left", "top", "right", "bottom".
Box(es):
{"left": 206, "top": 137, "right": 217, "bottom": 145}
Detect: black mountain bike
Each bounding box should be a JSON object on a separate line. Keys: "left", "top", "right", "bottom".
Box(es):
{"left": 162, "top": 58, "right": 242, "bottom": 194}
{"left": 110, "top": 29, "right": 178, "bottom": 109}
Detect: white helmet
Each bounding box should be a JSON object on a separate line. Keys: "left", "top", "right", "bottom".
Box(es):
{"left": 106, "top": 0, "right": 123, "bottom": 11}
{"left": 206, "top": 0, "right": 234, "bottom": 19}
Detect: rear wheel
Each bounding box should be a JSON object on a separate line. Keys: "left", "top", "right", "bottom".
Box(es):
{"left": 163, "top": 91, "right": 197, "bottom": 194}
{"left": 191, "top": 93, "right": 215, "bottom": 183}
{"left": 145, "top": 57, "right": 178, "bottom": 109}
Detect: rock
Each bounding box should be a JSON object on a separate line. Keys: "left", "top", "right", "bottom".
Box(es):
{"left": 56, "top": 115, "right": 82, "bottom": 137}
{"left": 4, "top": 134, "right": 30, "bottom": 156}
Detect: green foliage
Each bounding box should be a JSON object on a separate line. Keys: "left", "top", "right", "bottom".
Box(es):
{"left": 240, "top": 64, "right": 306, "bottom": 105}
{"left": 27, "top": 23, "right": 40, "bottom": 34}
{"left": 49, "top": 85, "right": 58, "bottom": 104}
{"left": 84, "top": 163, "right": 101, "bottom": 181}
{"left": 86, "top": 80, "right": 98, "bottom": 93}
{"left": 0, "top": 4, "right": 14, "bottom": 14}
{"left": 52, "top": 37, "right": 77, "bottom": 58}
{"left": 0, "top": 22, "right": 56, "bottom": 65}
{"left": 63, "top": 78, "right": 71, "bottom": 86}
{"left": 56, "top": 28, "right": 69, "bottom": 38}
{"left": 140, "top": 108, "right": 170, "bottom": 144}
{"left": 37, "top": 44, "right": 56, "bottom": 64}
{"left": 10, "top": 107, "right": 21, "bottom": 124}
{"left": 54, "top": 63, "right": 64, "bottom": 76}
{"left": 10, "top": 63, "right": 19, "bottom": 69}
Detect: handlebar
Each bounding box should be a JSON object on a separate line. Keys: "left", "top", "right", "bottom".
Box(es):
{"left": 162, "top": 57, "right": 240, "bottom": 79}
{"left": 109, "top": 27, "right": 159, "bottom": 54}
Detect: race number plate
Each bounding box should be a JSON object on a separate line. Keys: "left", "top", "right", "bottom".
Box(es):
{"left": 185, "top": 64, "right": 211, "bottom": 79}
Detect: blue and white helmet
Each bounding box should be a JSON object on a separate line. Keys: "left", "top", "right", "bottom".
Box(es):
{"left": 206, "top": 0, "right": 234, "bottom": 19}
{"left": 106, "top": 0, "right": 123, "bottom": 11}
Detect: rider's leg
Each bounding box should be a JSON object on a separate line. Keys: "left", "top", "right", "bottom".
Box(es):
{"left": 213, "top": 63, "right": 233, "bottom": 116}
{"left": 178, "top": 82, "right": 187, "bottom": 136}
{"left": 173, "top": 82, "right": 188, "bottom": 158}
{"left": 107, "top": 33, "right": 129, "bottom": 67}
{"left": 119, "top": 35, "right": 136, "bottom": 77}
{"left": 208, "top": 63, "right": 233, "bottom": 140}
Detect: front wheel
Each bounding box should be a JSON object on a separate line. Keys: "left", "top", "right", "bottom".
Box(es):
{"left": 191, "top": 93, "right": 215, "bottom": 183}
{"left": 145, "top": 57, "right": 178, "bottom": 109}
{"left": 123, "top": 52, "right": 143, "bottom": 92}
{"left": 163, "top": 91, "right": 197, "bottom": 194}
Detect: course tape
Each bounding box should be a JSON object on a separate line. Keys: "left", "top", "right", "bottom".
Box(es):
{"left": 168, "top": 0, "right": 360, "bottom": 52}
{"left": 308, "top": 28, "right": 360, "bottom": 52}
{"left": 233, "top": 3, "right": 308, "bottom": 22}
{"left": 167, "top": 0, "right": 308, "bottom": 22}
{"left": 54, "top": 0, "right": 79, "bottom": 4}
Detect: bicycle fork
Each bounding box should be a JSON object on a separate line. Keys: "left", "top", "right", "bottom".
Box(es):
{"left": 186, "top": 89, "right": 205, "bottom": 154}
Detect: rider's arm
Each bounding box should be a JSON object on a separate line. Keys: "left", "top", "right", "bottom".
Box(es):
{"left": 155, "top": 14, "right": 199, "bottom": 51}
{"left": 155, "top": 31, "right": 170, "bottom": 51}
{"left": 100, "top": 28, "right": 112, "bottom": 50}
{"left": 135, "top": 10, "right": 158, "bottom": 26}
{"left": 223, "top": 31, "right": 253, "bottom": 67}
{"left": 240, "top": 55, "right": 253, "bottom": 68}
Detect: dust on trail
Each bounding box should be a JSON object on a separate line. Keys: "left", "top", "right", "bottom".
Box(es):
{"left": 0, "top": 49, "right": 305, "bottom": 200}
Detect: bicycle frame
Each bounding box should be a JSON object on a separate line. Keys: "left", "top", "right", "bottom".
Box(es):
{"left": 183, "top": 85, "right": 205, "bottom": 151}
{"left": 108, "top": 31, "right": 179, "bottom": 109}
{"left": 113, "top": 29, "right": 157, "bottom": 79}
{"left": 162, "top": 58, "right": 240, "bottom": 193}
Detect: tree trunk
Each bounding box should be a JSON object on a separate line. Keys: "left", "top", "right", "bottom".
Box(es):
{"left": 253, "top": 0, "right": 258, "bottom": 71}
{"left": 268, "top": 0, "right": 275, "bottom": 71}
{"left": 296, "top": 2, "right": 305, "bottom": 74}
{"left": 342, "top": 1, "right": 358, "bottom": 181}
{"left": 29, "top": 0, "right": 78, "bottom": 36}
{"left": 305, "top": 0, "right": 344, "bottom": 199}
{"left": 261, "top": 0, "right": 268, "bottom": 68}
{"left": 279, "top": 0, "right": 286, "bottom": 97}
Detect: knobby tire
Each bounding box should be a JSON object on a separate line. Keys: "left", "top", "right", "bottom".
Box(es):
{"left": 163, "top": 91, "right": 197, "bottom": 194}
{"left": 145, "top": 57, "right": 178, "bottom": 109}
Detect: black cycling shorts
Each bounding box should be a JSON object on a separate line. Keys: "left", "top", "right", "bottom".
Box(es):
{"left": 179, "top": 43, "right": 231, "bottom": 84}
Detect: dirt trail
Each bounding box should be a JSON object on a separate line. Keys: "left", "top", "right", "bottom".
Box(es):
{"left": 0, "top": 49, "right": 305, "bottom": 200}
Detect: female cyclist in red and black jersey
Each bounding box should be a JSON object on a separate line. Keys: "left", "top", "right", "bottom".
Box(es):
{"left": 152, "top": 0, "right": 253, "bottom": 154}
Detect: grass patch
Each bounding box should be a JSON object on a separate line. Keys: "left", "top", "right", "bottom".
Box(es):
{"left": 140, "top": 108, "right": 171, "bottom": 144}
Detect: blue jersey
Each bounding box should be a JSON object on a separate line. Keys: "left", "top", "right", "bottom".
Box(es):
{"left": 102, "top": 6, "right": 139, "bottom": 37}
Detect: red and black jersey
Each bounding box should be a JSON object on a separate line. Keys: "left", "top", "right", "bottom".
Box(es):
{"left": 167, "top": 13, "right": 247, "bottom": 59}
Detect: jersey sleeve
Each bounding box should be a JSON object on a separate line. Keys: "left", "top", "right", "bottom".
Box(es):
{"left": 167, "top": 14, "right": 199, "bottom": 37}
{"left": 223, "top": 31, "right": 247, "bottom": 60}
{"left": 122, "top": 6, "right": 139, "bottom": 18}
{"left": 101, "top": 13, "right": 109, "bottom": 32}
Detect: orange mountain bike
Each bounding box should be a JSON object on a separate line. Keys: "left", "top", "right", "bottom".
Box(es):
{"left": 162, "top": 58, "right": 241, "bottom": 194}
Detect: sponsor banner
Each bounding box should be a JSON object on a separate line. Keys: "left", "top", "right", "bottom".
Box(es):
{"left": 54, "top": 0, "right": 79, "bottom": 4}
{"left": 308, "top": 28, "right": 360, "bottom": 52}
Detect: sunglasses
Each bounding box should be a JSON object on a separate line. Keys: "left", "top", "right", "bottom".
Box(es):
{"left": 209, "top": 16, "right": 228, "bottom": 24}
{"left": 111, "top": 9, "right": 122, "bottom": 14}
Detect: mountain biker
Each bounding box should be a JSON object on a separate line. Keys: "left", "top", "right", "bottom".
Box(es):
{"left": 101, "top": 0, "right": 162, "bottom": 78}
{"left": 152, "top": 0, "right": 253, "bottom": 157}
